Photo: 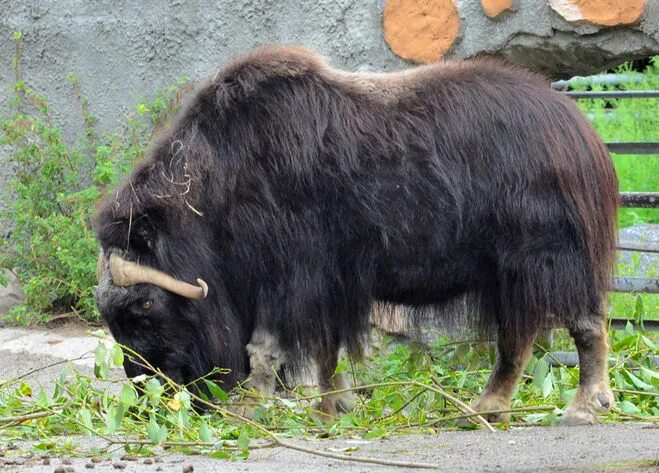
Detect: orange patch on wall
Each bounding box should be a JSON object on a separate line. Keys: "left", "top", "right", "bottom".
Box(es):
{"left": 481, "top": 0, "right": 514, "bottom": 18}
{"left": 383, "top": 0, "right": 460, "bottom": 64}
{"left": 549, "top": 0, "right": 645, "bottom": 26}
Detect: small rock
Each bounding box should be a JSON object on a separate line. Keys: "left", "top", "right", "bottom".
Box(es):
{"left": 156, "top": 468, "right": 162, "bottom": 472}
{"left": 62, "top": 458, "right": 73, "bottom": 465}
{"left": 85, "top": 463, "right": 95, "bottom": 469}
{"left": 66, "top": 467, "right": 75, "bottom": 473}
{"left": 183, "top": 465, "right": 194, "bottom": 473}
{"left": 120, "top": 455, "right": 137, "bottom": 462}
{"left": 143, "top": 458, "right": 154, "bottom": 465}
{"left": 4, "top": 459, "right": 16, "bottom": 465}
{"left": 90, "top": 457, "right": 103, "bottom": 464}
{"left": 43, "top": 458, "right": 51, "bottom": 465}
{"left": 54, "top": 467, "right": 67, "bottom": 473}
{"left": 113, "top": 462, "right": 127, "bottom": 470}
{"left": 154, "top": 457, "right": 163, "bottom": 463}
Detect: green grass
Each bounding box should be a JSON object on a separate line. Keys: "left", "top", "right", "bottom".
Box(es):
{"left": 573, "top": 58, "right": 659, "bottom": 228}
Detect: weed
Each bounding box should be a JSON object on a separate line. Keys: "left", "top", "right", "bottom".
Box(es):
{"left": 0, "top": 33, "right": 191, "bottom": 324}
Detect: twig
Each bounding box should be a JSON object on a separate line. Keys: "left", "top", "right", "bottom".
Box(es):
{"left": 613, "top": 388, "right": 659, "bottom": 397}
{"left": 0, "top": 352, "right": 94, "bottom": 386}
{"left": 374, "top": 389, "right": 428, "bottom": 423}
{"left": 107, "top": 439, "right": 277, "bottom": 450}
{"left": 0, "top": 410, "right": 56, "bottom": 425}
{"left": 429, "top": 376, "right": 496, "bottom": 433}
{"left": 121, "top": 346, "right": 440, "bottom": 469}
{"left": 426, "top": 405, "right": 556, "bottom": 427}
{"left": 614, "top": 412, "right": 659, "bottom": 422}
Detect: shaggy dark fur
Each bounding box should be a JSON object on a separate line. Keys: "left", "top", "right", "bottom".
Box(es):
{"left": 95, "top": 47, "right": 618, "bottom": 392}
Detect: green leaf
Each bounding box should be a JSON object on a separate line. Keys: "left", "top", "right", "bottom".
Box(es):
{"left": 541, "top": 372, "right": 554, "bottom": 398}
{"left": 104, "top": 404, "right": 124, "bottom": 434}
{"left": 633, "top": 295, "right": 645, "bottom": 322}
{"left": 199, "top": 421, "right": 213, "bottom": 443}
{"left": 640, "top": 366, "right": 659, "bottom": 381}
{"left": 147, "top": 417, "right": 161, "bottom": 443}
{"left": 119, "top": 384, "right": 138, "bottom": 406}
{"left": 157, "top": 425, "right": 169, "bottom": 443}
{"left": 533, "top": 357, "right": 549, "bottom": 390}
{"left": 363, "top": 427, "right": 388, "bottom": 440}
{"left": 236, "top": 428, "right": 250, "bottom": 453}
{"left": 145, "top": 378, "right": 164, "bottom": 406}
{"left": 210, "top": 449, "right": 231, "bottom": 459}
{"left": 78, "top": 408, "right": 93, "bottom": 434}
{"left": 203, "top": 380, "right": 229, "bottom": 401}
{"left": 626, "top": 371, "right": 654, "bottom": 392}
{"left": 618, "top": 400, "right": 641, "bottom": 415}
{"left": 111, "top": 344, "right": 124, "bottom": 367}
{"left": 94, "top": 343, "right": 108, "bottom": 380}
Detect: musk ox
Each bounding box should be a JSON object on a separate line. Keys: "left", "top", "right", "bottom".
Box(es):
{"left": 95, "top": 46, "right": 618, "bottom": 425}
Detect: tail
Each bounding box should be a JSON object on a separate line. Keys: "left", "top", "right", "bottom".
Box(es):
{"left": 547, "top": 94, "right": 619, "bottom": 298}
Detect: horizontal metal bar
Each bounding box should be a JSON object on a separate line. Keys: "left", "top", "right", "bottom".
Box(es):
{"left": 607, "top": 142, "right": 659, "bottom": 154}
{"left": 544, "top": 351, "right": 658, "bottom": 367}
{"left": 609, "top": 318, "right": 659, "bottom": 331}
{"left": 564, "top": 90, "right": 659, "bottom": 99}
{"left": 613, "top": 277, "right": 659, "bottom": 293}
{"left": 617, "top": 242, "right": 659, "bottom": 253}
{"left": 620, "top": 192, "right": 659, "bottom": 208}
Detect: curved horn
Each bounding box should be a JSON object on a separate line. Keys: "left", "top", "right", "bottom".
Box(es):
{"left": 109, "top": 254, "right": 208, "bottom": 300}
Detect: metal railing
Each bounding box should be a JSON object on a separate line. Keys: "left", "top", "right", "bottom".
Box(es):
{"left": 565, "top": 88, "right": 659, "bottom": 335}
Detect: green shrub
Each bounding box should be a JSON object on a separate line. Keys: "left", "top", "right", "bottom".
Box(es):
{"left": 0, "top": 33, "right": 191, "bottom": 324}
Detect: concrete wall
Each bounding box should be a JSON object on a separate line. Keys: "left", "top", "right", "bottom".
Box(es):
{"left": 0, "top": 1, "right": 406, "bottom": 140}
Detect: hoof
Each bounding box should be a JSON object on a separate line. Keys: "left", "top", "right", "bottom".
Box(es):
{"left": 560, "top": 411, "right": 597, "bottom": 426}
{"left": 562, "top": 385, "right": 614, "bottom": 426}
{"left": 313, "top": 392, "right": 355, "bottom": 422}
{"left": 464, "top": 393, "right": 511, "bottom": 424}
{"left": 226, "top": 403, "right": 258, "bottom": 420}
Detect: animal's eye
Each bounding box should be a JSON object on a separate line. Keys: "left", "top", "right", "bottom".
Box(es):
{"left": 142, "top": 300, "right": 153, "bottom": 310}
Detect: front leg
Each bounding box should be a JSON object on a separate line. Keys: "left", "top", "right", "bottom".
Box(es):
{"left": 315, "top": 347, "right": 355, "bottom": 420}
{"left": 245, "top": 329, "right": 286, "bottom": 396}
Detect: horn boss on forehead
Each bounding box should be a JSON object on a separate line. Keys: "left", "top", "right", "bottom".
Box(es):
{"left": 108, "top": 254, "right": 208, "bottom": 300}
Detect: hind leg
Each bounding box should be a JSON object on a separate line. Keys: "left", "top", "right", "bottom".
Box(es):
{"left": 470, "top": 327, "right": 537, "bottom": 422}
{"left": 314, "top": 347, "right": 355, "bottom": 419}
{"left": 562, "top": 318, "right": 613, "bottom": 425}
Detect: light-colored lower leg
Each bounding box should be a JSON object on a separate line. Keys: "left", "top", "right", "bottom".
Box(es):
{"left": 245, "top": 329, "right": 286, "bottom": 396}
{"left": 470, "top": 331, "right": 536, "bottom": 423}
{"left": 562, "top": 319, "right": 613, "bottom": 426}
{"left": 315, "top": 350, "right": 355, "bottom": 420}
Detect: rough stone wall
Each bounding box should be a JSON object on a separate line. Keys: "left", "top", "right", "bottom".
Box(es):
{"left": 0, "top": 0, "right": 658, "bottom": 203}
